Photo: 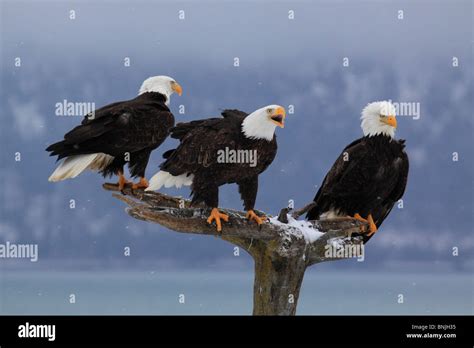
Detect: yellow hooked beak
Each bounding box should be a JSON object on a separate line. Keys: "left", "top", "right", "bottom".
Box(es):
{"left": 270, "top": 106, "right": 286, "bottom": 128}
{"left": 172, "top": 81, "right": 183, "bottom": 96}
{"left": 381, "top": 115, "right": 397, "bottom": 128}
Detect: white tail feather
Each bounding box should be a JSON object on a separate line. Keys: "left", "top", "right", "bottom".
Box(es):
{"left": 146, "top": 171, "right": 194, "bottom": 191}
{"left": 319, "top": 208, "right": 344, "bottom": 220}
{"left": 48, "top": 153, "right": 114, "bottom": 182}
{"left": 88, "top": 153, "right": 114, "bottom": 171}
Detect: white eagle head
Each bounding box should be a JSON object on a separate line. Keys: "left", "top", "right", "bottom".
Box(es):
{"left": 242, "top": 105, "right": 286, "bottom": 141}
{"left": 139, "top": 76, "right": 183, "bottom": 105}
{"left": 360, "top": 101, "right": 397, "bottom": 138}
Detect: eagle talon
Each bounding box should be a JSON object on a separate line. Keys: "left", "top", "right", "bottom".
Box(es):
{"left": 132, "top": 177, "right": 149, "bottom": 190}
{"left": 352, "top": 213, "right": 378, "bottom": 236}
{"left": 366, "top": 214, "right": 378, "bottom": 236}
{"left": 206, "top": 208, "right": 229, "bottom": 233}
{"left": 246, "top": 210, "right": 265, "bottom": 227}
{"left": 117, "top": 172, "right": 132, "bottom": 192}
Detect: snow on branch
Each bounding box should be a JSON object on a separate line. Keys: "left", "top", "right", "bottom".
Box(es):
{"left": 103, "top": 183, "right": 368, "bottom": 264}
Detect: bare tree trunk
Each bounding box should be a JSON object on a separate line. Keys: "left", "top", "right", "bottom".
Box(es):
{"left": 103, "top": 183, "right": 367, "bottom": 316}
{"left": 252, "top": 245, "right": 307, "bottom": 315}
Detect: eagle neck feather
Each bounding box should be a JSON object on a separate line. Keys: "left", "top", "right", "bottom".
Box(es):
{"left": 241, "top": 112, "right": 276, "bottom": 142}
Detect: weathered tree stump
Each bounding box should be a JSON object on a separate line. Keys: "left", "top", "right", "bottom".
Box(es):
{"left": 103, "top": 183, "right": 368, "bottom": 315}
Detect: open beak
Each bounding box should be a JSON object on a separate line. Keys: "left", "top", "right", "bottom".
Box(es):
{"left": 172, "top": 82, "right": 183, "bottom": 96}
{"left": 382, "top": 115, "right": 397, "bottom": 128}
{"left": 270, "top": 106, "right": 286, "bottom": 128}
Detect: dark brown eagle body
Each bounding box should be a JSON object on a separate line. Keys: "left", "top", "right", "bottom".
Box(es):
{"left": 46, "top": 92, "right": 174, "bottom": 178}
{"left": 161, "top": 110, "right": 277, "bottom": 210}
{"left": 306, "top": 134, "right": 409, "bottom": 241}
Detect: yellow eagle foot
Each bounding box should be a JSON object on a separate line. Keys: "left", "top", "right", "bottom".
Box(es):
{"left": 117, "top": 172, "right": 132, "bottom": 192}
{"left": 206, "top": 208, "right": 229, "bottom": 233}
{"left": 352, "top": 213, "right": 378, "bottom": 236}
{"left": 132, "top": 177, "right": 149, "bottom": 190}
{"left": 246, "top": 210, "right": 265, "bottom": 227}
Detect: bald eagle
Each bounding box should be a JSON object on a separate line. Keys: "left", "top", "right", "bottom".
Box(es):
{"left": 146, "top": 105, "right": 286, "bottom": 232}
{"left": 46, "top": 75, "right": 182, "bottom": 190}
{"left": 306, "top": 101, "right": 409, "bottom": 242}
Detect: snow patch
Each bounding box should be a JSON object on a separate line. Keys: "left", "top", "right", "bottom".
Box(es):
{"left": 270, "top": 214, "right": 323, "bottom": 243}
{"left": 328, "top": 237, "right": 344, "bottom": 250}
